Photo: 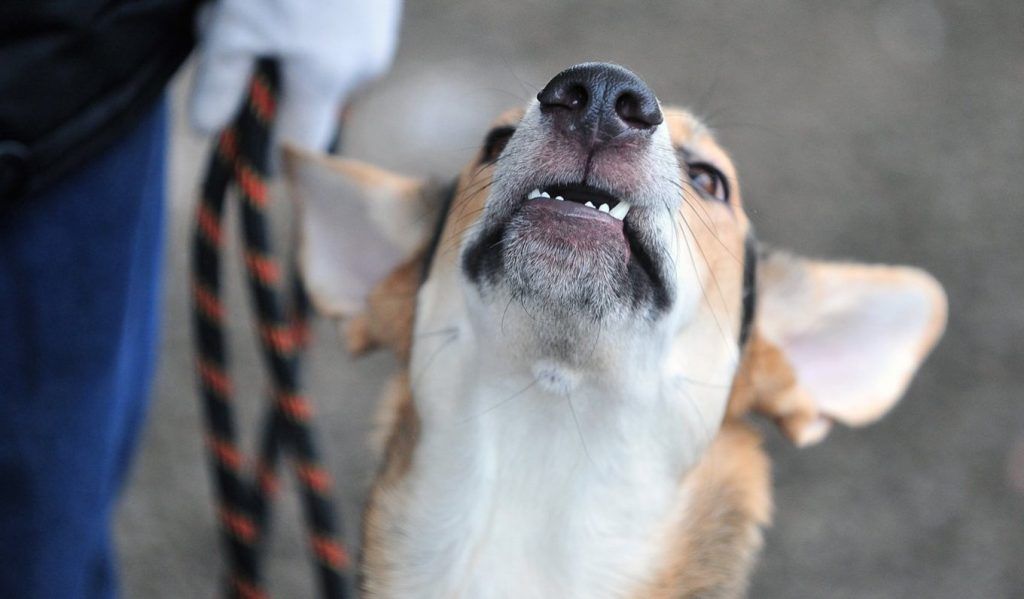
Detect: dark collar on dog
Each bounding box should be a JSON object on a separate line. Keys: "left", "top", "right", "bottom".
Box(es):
{"left": 421, "top": 178, "right": 460, "bottom": 282}
{"left": 738, "top": 232, "right": 758, "bottom": 348}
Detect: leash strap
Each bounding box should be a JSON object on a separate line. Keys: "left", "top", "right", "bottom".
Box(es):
{"left": 192, "top": 58, "right": 350, "bottom": 599}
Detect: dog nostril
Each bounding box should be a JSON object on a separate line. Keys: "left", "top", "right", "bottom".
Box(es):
{"left": 539, "top": 81, "right": 589, "bottom": 113}
{"left": 615, "top": 91, "right": 660, "bottom": 129}
{"left": 615, "top": 93, "right": 642, "bottom": 128}
{"left": 564, "top": 84, "right": 588, "bottom": 111}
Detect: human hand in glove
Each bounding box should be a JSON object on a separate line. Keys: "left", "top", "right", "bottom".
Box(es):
{"left": 189, "top": 0, "right": 402, "bottom": 150}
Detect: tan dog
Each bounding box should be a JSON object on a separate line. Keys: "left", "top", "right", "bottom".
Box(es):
{"left": 284, "top": 63, "right": 946, "bottom": 598}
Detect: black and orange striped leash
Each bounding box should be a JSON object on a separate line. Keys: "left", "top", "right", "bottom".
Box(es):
{"left": 191, "top": 59, "right": 350, "bottom": 599}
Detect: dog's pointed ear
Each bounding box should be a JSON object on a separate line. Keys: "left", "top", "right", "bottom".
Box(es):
{"left": 283, "top": 145, "right": 442, "bottom": 319}
{"left": 735, "top": 250, "right": 947, "bottom": 446}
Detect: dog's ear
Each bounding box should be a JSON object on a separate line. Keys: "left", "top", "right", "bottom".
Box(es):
{"left": 283, "top": 145, "right": 442, "bottom": 319}
{"left": 733, "top": 250, "right": 947, "bottom": 446}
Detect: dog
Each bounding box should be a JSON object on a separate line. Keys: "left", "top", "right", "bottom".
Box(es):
{"left": 283, "top": 62, "right": 947, "bottom": 598}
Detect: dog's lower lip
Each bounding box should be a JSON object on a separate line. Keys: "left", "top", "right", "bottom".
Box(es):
{"left": 528, "top": 197, "right": 625, "bottom": 226}
{"left": 461, "top": 193, "right": 668, "bottom": 311}
{"left": 508, "top": 188, "right": 661, "bottom": 284}
{"left": 512, "top": 198, "right": 631, "bottom": 264}
{"left": 500, "top": 199, "right": 669, "bottom": 310}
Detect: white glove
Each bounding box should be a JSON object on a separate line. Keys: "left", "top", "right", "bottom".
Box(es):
{"left": 189, "top": 0, "right": 402, "bottom": 150}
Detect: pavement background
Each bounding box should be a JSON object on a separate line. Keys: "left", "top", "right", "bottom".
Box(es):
{"left": 116, "top": 1, "right": 1024, "bottom": 597}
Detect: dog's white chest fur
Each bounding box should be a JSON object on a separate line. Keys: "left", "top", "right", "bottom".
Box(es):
{"left": 376, "top": 330, "right": 721, "bottom": 599}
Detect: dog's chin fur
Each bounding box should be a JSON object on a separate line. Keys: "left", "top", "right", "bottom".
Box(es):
{"left": 472, "top": 259, "right": 662, "bottom": 375}
{"left": 467, "top": 206, "right": 671, "bottom": 370}
{"left": 503, "top": 215, "right": 632, "bottom": 318}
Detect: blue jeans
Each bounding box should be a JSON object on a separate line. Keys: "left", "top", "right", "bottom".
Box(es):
{"left": 0, "top": 99, "right": 167, "bottom": 598}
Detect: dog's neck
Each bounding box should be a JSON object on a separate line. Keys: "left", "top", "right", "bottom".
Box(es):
{"left": 374, "top": 304, "right": 735, "bottom": 598}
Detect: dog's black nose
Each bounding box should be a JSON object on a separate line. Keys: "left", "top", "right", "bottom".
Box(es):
{"left": 537, "top": 63, "right": 663, "bottom": 144}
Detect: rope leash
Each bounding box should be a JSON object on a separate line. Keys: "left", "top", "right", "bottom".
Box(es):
{"left": 191, "top": 59, "right": 350, "bottom": 599}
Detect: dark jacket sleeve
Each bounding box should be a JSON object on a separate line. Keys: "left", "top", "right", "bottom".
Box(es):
{"left": 0, "top": 0, "right": 203, "bottom": 202}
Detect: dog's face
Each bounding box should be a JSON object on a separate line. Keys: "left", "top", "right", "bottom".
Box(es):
{"left": 418, "top": 69, "right": 749, "bottom": 433}
{"left": 287, "top": 63, "right": 945, "bottom": 452}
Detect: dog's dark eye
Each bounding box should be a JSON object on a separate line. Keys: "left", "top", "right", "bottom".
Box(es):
{"left": 480, "top": 126, "right": 516, "bottom": 164}
{"left": 687, "top": 162, "right": 730, "bottom": 203}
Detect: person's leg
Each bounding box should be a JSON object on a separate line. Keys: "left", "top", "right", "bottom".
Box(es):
{"left": 0, "top": 98, "right": 167, "bottom": 599}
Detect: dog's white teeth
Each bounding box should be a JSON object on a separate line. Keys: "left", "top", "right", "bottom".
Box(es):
{"left": 528, "top": 188, "right": 628, "bottom": 217}
{"left": 609, "top": 201, "right": 631, "bottom": 221}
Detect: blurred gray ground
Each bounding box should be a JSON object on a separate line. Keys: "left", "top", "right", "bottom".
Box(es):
{"left": 116, "top": 1, "right": 1024, "bottom": 597}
